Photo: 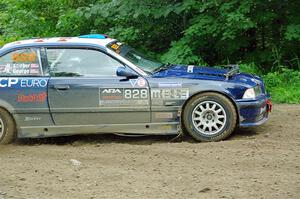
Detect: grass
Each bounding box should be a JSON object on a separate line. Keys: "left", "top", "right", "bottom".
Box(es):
{"left": 239, "top": 64, "right": 300, "bottom": 104}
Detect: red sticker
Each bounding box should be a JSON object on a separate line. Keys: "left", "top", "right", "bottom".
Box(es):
{"left": 17, "top": 92, "right": 47, "bottom": 103}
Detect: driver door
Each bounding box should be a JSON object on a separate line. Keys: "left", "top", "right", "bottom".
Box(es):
{"left": 45, "top": 47, "right": 150, "bottom": 125}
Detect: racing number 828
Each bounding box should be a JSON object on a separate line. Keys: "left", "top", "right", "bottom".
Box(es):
{"left": 124, "top": 89, "right": 148, "bottom": 99}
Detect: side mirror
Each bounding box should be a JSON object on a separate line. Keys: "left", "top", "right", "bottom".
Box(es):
{"left": 116, "top": 66, "right": 138, "bottom": 79}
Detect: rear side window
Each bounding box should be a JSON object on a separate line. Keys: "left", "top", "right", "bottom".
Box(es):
{"left": 46, "top": 48, "right": 123, "bottom": 77}
{"left": 0, "top": 48, "right": 42, "bottom": 76}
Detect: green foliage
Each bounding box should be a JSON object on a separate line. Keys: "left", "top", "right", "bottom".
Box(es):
{"left": 285, "top": 24, "right": 300, "bottom": 41}
{"left": 263, "top": 69, "right": 300, "bottom": 103}
{"left": 240, "top": 66, "right": 300, "bottom": 103}
{"left": 161, "top": 39, "right": 206, "bottom": 65}
{"left": 239, "top": 63, "right": 263, "bottom": 76}
{"left": 1, "top": 0, "right": 63, "bottom": 38}
{"left": 266, "top": 86, "right": 300, "bottom": 104}
{"left": 1, "top": 0, "right": 300, "bottom": 69}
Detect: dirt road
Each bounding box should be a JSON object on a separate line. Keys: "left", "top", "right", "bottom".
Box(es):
{"left": 0, "top": 104, "right": 299, "bottom": 199}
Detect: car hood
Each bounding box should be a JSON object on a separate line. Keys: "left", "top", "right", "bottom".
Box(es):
{"left": 152, "top": 65, "right": 262, "bottom": 87}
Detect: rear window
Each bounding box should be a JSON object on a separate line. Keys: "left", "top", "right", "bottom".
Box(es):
{"left": 0, "top": 48, "right": 43, "bottom": 76}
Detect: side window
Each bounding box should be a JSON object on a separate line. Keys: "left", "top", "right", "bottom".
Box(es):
{"left": 46, "top": 48, "right": 123, "bottom": 76}
{"left": 0, "top": 48, "right": 42, "bottom": 76}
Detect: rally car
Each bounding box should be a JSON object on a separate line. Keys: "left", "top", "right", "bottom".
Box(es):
{"left": 0, "top": 34, "right": 272, "bottom": 144}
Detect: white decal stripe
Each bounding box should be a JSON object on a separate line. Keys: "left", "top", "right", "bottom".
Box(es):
{"left": 187, "top": 65, "right": 194, "bottom": 73}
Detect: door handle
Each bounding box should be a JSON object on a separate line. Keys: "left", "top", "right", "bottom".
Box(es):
{"left": 53, "top": 85, "right": 70, "bottom": 91}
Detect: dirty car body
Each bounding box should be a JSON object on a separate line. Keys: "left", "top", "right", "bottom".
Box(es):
{"left": 0, "top": 35, "right": 272, "bottom": 143}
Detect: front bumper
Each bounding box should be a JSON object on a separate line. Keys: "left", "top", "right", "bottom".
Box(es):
{"left": 236, "top": 95, "right": 272, "bottom": 127}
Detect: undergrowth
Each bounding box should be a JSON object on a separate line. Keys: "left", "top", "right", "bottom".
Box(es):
{"left": 240, "top": 64, "right": 300, "bottom": 103}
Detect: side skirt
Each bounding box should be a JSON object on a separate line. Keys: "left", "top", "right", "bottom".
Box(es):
{"left": 18, "top": 122, "right": 180, "bottom": 138}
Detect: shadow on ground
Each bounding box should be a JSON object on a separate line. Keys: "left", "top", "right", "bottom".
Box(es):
{"left": 231, "top": 127, "right": 259, "bottom": 139}
{"left": 15, "top": 133, "right": 184, "bottom": 146}
{"left": 14, "top": 126, "right": 259, "bottom": 146}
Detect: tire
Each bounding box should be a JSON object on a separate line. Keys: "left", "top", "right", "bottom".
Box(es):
{"left": 183, "top": 92, "right": 237, "bottom": 142}
{"left": 0, "top": 108, "right": 16, "bottom": 144}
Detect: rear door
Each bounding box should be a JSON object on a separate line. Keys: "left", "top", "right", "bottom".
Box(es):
{"left": 45, "top": 47, "right": 150, "bottom": 125}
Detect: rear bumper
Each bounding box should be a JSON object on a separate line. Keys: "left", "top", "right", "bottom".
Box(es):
{"left": 236, "top": 95, "right": 272, "bottom": 127}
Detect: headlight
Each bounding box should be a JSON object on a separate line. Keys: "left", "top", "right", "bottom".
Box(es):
{"left": 243, "top": 86, "right": 262, "bottom": 99}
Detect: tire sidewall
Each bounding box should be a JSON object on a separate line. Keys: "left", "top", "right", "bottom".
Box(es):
{"left": 0, "top": 109, "right": 16, "bottom": 144}
{"left": 183, "top": 94, "right": 236, "bottom": 141}
{"left": 0, "top": 113, "right": 7, "bottom": 141}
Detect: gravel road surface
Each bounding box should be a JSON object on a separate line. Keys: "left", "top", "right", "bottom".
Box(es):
{"left": 0, "top": 104, "right": 299, "bottom": 199}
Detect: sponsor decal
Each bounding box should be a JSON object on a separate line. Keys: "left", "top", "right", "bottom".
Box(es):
{"left": 137, "top": 78, "right": 146, "bottom": 87}
{"left": 0, "top": 78, "right": 48, "bottom": 88}
{"left": 129, "top": 79, "right": 138, "bottom": 87}
{"left": 99, "top": 88, "right": 149, "bottom": 106}
{"left": 110, "top": 43, "right": 122, "bottom": 54}
{"left": 20, "top": 78, "right": 47, "bottom": 88}
{"left": 30, "top": 63, "right": 39, "bottom": 68}
{"left": 0, "top": 78, "right": 18, "bottom": 87}
{"left": 100, "top": 88, "right": 148, "bottom": 100}
{"left": 12, "top": 52, "right": 37, "bottom": 63}
{"left": 0, "top": 63, "right": 40, "bottom": 75}
{"left": 111, "top": 43, "right": 120, "bottom": 50}
{"left": 130, "top": 78, "right": 146, "bottom": 87}
{"left": 30, "top": 68, "right": 40, "bottom": 74}
{"left": 17, "top": 92, "right": 47, "bottom": 103}
{"left": 100, "top": 88, "right": 123, "bottom": 100}
{"left": 99, "top": 100, "right": 148, "bottom": 106}
{"left": 187, "top": 65, "right": 194, "bottom": 73}
{"left": 158, "top": 83, "right": 182, "bottom": 88}
{"left": 124, "top": 88, "right": 148, "bottom": 99}
{"left": 151, "top": 88, "right": 189, "bottom": 100}
{"left": 24, "top": 116, "right": 42, "bottom": 122}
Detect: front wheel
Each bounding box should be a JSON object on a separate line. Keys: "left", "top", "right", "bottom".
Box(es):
{"left": 183, "top": 92, "right": 237, "bottom": 142}
{"left": 0, "top": 108, "right": 16, "bottom": 144}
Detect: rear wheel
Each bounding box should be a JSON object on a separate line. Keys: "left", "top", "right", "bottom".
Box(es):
{"left": 183, "top": 92, "right": 237, "bottom": 141}
{"left": 0, "top": 108, "right": 16, "bottom": 144}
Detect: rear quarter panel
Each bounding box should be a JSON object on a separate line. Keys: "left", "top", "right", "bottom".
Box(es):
{"left": 0, "top": 77, "right": 53, "bottom": 135}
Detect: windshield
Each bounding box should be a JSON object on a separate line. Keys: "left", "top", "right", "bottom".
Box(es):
{"left": 107, "top": 41, "right": 163, "bottom": 73}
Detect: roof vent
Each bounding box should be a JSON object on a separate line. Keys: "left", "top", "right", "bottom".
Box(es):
{"left": 78, "top": 34, "right": 107, "bottom": 39}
